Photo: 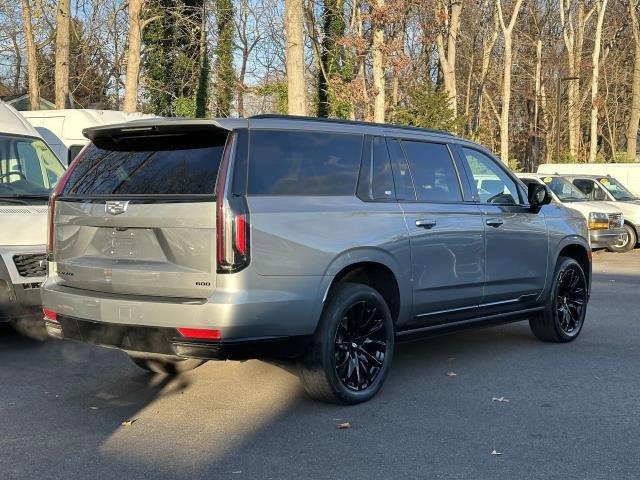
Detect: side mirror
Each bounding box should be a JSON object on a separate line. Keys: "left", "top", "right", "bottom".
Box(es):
{"left": 594, "top": 187, "right": 608, "bottom": 201}
{"left": 528, "top": 183, "right": 551, "bottom": 209}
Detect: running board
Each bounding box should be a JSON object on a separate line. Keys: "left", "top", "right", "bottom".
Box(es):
{"left": 396, "top": 307, "right": 544, "bottom": 341}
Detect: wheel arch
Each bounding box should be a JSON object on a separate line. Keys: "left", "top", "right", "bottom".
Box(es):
{"left": 316, "top": 248, "right": 412, "bottom": 326}
{"left": 556, "top": 239, "right": 591, "bottom": 292}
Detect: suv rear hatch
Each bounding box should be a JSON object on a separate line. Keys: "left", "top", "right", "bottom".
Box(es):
{"left": 50, "top": 120, "right": 241, "bottom": 299}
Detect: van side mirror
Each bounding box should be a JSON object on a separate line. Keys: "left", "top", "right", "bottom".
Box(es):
{"left": 528, "top": 183, "right": 551, "bottom": 209}
{"left": 594, "top": 186, "right": 608, "bottom": 201}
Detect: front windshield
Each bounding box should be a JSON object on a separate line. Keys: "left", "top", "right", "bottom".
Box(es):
{"left": 597, "top": 177, "right": 637, "bottom": 201}
{"left": 0, "top": 135, "right": 66, "bottom": 199}
{"left": 540, "top": 176, "right": 588, "bottom": 202}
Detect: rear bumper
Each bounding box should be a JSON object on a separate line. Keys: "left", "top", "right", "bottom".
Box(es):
{"left": 47, "top": 315, "right": 311, "bottom": 360}
{"left": 589, "top": 228, "right": 627, "bottom": 249}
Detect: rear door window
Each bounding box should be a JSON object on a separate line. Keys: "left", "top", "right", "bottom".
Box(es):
{"left": 61, "top": 133, "right": 228, "bottom": 196}
{"left": 402, "top": 140, "right": 463, "bottom": 202}
{"left": 247, "top": 130, "right": 363, "bottom": 195}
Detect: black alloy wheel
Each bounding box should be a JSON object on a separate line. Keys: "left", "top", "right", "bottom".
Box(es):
{"left": 554, "top": 263, "right": 587, "bottom": 337}
{"left": 299, "top": 283, "right": 395, "bottom": 404}
{"left": 529, "top": 256, "right": 588, "bottom": 342}
{"left": 333, "top": 300, "right": 388, "bottom": 391}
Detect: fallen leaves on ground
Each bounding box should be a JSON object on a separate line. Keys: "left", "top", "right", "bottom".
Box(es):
{"left": 492, "top": 396, "right": 510, "bottom": 403}
{"left": 337, "top": 422, "right": 352, "bottom": 429}
{"left": 121, "top": 418, "right": 138, "bottom": 427}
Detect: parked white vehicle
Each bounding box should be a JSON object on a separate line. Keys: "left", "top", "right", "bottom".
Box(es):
{"left": 537, "top": 163, "right": 640, "bottom": 197}
{"left": 517, "top": 174, "right": 627, "bottom": 251}
{"left": 0, "top": 101, "right": 66, "bottom": 335}
{"left": 21, "top": 109, "right": 153, "bottom": 166}
{"left": 553, "top": 174, "right": 640, "bottom": 253}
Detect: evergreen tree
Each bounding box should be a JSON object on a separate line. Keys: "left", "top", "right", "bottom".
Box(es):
{"left": 143, "top": 0, "right": 204, "bottom": 116}
{"left": 214, "top": 0, "right": 235, "bottom": 117}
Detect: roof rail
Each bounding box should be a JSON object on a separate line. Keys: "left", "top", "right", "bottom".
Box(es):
{"left": 248, "top": 114, "right": 455, "bottom": 137}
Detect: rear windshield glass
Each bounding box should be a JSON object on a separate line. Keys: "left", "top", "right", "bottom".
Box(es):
{"left": 248, "top": 130, "right": 363, "bottom": 195}
{"left": 61, "top": 133, "right": 227, "bottom": 196}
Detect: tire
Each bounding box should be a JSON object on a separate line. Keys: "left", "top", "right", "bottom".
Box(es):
{"left": 299, "top": 283, "right": 395, "bottom": 404}
{"left": 607, "top": 224, "right": 637, "bottom": 253}
{"left": 128, "top": 354, "right": 205, "bottom": 375}
{"left": 529, "top": 256, "right": 588, "bottom": 342}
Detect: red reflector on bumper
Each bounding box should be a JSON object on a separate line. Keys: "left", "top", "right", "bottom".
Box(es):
{"left": 177, "top": 327, "right": 221, "bottom": 340}
{"left": 43, "top": 308, "right": 57, "bottom": 322}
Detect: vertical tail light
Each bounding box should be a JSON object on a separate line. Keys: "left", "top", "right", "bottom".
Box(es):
{"left": 216, "top": 134, "right": 250, "bottom": 273}
{"left": 47, "top": 146, "right": 85, "bottom": 257}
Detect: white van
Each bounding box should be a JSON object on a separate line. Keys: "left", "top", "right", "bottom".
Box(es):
{"left": 538, "top": 163, "right": 640, "bottom": 196}
{"left": 21, "top": 109, "right": 153, "bottom": 166}
{"left": 0, "top": 101, "right": 66, "bottom": 336}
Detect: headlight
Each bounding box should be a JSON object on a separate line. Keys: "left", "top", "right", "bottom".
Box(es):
{"left": 588, "top": 212, "right": 609, "bottom": 230}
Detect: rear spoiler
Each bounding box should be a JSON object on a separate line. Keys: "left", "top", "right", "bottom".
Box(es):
{"left": 83, "top": 118, "right": 248, "bottom": 141}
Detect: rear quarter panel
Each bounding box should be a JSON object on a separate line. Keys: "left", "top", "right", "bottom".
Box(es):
{"left": 246, "top": 195, "right": 412, "bottom": 324}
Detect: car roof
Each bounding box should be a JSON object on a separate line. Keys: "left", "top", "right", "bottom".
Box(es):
{"left": 84, "top": 114, "right": 465, "bottom": 143}
{"left": 556, "top": 174, "right": 608, "bottom": 179}
{"left": 517, "top": 173, "right": 560, "bottom": 179}
{"left": 0, "top": 101, "right": 41, "bottom": 138}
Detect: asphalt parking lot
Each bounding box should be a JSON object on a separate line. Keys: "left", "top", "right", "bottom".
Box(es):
{"left": 1, "top": 251, "right": 639, "bottom": 480}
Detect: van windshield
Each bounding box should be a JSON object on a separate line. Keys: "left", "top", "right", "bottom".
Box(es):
{"left": 0, "top": 135, "right": 66, "bottom": 201}
{"left": 540, "top": 176, "right": 588, "bottom": 202}
{"left": 597, "top": 177, "right": 638, "bottom": 201}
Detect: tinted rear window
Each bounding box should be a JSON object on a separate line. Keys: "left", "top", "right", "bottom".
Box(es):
{"left": 62, "top": 133, "right": 227, "bottom": 195}
{"left": 248, "top": 130, "right": 363, "bottom": 195}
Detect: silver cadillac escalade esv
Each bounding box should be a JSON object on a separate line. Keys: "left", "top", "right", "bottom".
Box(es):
{"left": 42, "top": 115, "right": 592, "bottom": 404}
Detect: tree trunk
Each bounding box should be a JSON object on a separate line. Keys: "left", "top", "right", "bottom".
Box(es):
{"left": 285, "top": 0, "right": 306, "bottom": 115}
{"left": 496, "top": 0, "right": 524, "bottom": 164}
{"left": 560, "top": 0, "right": 594, "bottom": 159}
{"left": 533, "top": 38, "right": 542, "bottom": 167}
{"left": 54, "top": 0, "right": 71, "bottom": 109}
{"left": 471, "top": 6, "right": 498, "bottom": 135}
{"left": 588, "top": 0, "right": 607, "bottom": 163}
{"left": 123, "top": 0, "right": 144, "bottom": 113}
{"left": 435, "top": 0, "right": 462, "bottom": 116}
{"left": 627, "top": 2, "right": 640, "bottom": 162}
{"left": 372, "top": 0, "right": 385, "bottom": 123}
{"left": 21, "top": 0, "right": 40, "bottom": 110}
{"left": 499, "top": 34, "right": 513, "bottom": 163}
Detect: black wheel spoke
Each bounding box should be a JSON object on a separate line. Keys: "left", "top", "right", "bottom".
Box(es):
{"left": 333, "top": 298, "right": 388, "bottom": 392}
{"left": 555, "top": 264, "right": 587, "bottom": 335}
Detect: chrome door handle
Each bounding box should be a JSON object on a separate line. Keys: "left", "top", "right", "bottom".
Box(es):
{"left": 485, "top": 218, "right": 504, "bottom": 228}
{"left": 416, "top": 219, "right": 437, "bottom": 229}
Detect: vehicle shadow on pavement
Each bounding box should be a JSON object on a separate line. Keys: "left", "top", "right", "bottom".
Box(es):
{"left": 2, "top": 300, "right": 637, "bottom": 479}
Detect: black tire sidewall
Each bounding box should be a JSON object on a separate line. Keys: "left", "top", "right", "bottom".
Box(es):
{"left": 547, "top": 257, "right": 587, "bottom": 341}
{"left": 316, "top": 284, "right": 395, "bottom": 404}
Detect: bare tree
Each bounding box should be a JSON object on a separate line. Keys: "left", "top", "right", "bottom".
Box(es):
{"left": 123, "top": 0, "right": 144, "bottom": 112}
{"left": 435, "top": 0, "right": 462, "bottom": 116}
{"left": 285, "top": 0, "right": 306, "bottom": 115}
{"left": 54, "top": 0, "right": 70, "bottom": 108}
{"left": 559, "top": 0, "right": 595, "bottom": 159}
{"left": 496, "top": 0, "right": 524, "bottom": 163}
{"left": 20, "top": 0, "right": 40, "bottom": 109}
{"left": 627, "top": 0, "right": 640, "bottom": 161}
{"left": 470, "top": 0, "right": 499, "bottom": 135}
{"left": 588, "top": 0, "right": 607, "bottom": 163}
{"left": 372, "top": 0, "right": 385, "bottom": 122}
